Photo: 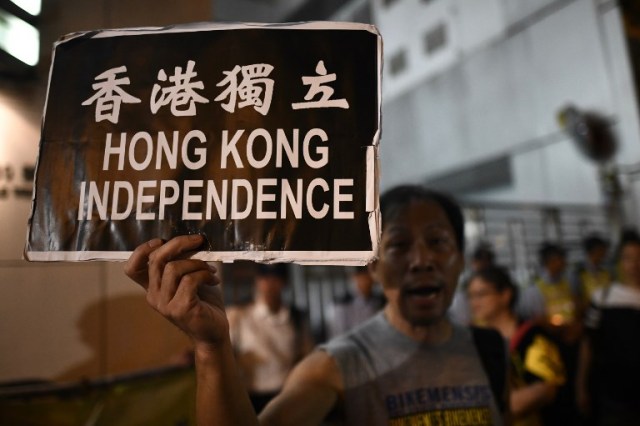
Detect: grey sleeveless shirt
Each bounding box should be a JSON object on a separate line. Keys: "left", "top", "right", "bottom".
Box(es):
{"left": 319, "top": 313, "right": 504, "bottom": 425}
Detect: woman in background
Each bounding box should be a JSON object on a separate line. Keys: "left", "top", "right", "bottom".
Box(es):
{"left": 468, "top": 266, "right": 567, "bottom": 426}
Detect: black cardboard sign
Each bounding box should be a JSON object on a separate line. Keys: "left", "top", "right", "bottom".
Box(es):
{"left": 25, "top": 22, "right": 381, "bottom": 264}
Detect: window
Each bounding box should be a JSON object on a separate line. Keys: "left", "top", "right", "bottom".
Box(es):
{"left": 424, "top": 22, "right": 447, "bottom": 55}
{"left": 9, "top": 0, "right": 41, "bottom": 17}
{"left": 389, "top": 49, "right": 407, "bottom": 76}
{"left": 0, "top": 8, "right": 39, "bottom": 66}
{"left": 0, "top": 0, "right": 40, "bottom": 74}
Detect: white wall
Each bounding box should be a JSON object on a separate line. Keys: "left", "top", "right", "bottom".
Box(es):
{"left": 214, "top": 0, "right": 307, "bottom": 22}
{"left": 373, "top": 0, "right": 640, "bottom": 209}
{"left": 374, "top": 0, "right": 505, "bottom": 101}
{"left": 0, "top": 88, "right": 40, "bottom": 260}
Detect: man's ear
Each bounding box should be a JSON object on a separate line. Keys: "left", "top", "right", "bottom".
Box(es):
{"left": 453, "top": 251, "right": 465, "bottom": 279}
{"left": 367, "top": 260, "right": 379, "bottom": 282}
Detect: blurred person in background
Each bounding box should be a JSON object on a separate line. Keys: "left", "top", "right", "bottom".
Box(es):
{"left": 468, "top": 265, "right": 567, "bottom": 426}
{"left": 326, "top": 266, "right": 386, "bottom": 339}
{"left": 227, "top": 264, "right": 314, "bottom": 413}
{"left": 518, "top": 242, "right": 582, "bottom": 424}
{"left": 449, "top": 242, "right": 496, "bottom": 325}
{"left": 577, "top": 229, "right": 640, "bottom": 426}
{"left": 571, "top": 233, "right": 612, "bottom": 320}
{"left": 518, "top": 242, "right": 583, "bottom": 374}
{"left": 518, "top": 243, "right": 579, "bottom": 333}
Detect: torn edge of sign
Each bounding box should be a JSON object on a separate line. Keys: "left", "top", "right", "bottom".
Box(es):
{"left": 367, "top": 26, "right": 382, "bottom": 263}
{"left": 24, "top": 250, "right": 377, "bottom": 266}
{"left": 55, "top": 21, "right": 381, "bottom": 45}
{"left": 366, "top": 143, "right": 380, "bottom": 263}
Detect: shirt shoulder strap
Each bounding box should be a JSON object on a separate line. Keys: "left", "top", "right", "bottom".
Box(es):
{"left": 470, "top": 326, "right": 507, "bottom": 413}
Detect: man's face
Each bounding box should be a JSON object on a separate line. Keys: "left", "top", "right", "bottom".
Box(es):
{"left": 588, "top": 245, "right": 607, "bottom": 266}
{"left": 353, "top": 272, "right": 374, "bottom": 298}
{"left": 467, "top": 277, "right": 511, "bottom": 324}
{"left": 256, "top": 275, "right": 285, "bottom": 310}
{"left": 545, "top": 254, "right": 566, "bottom": 278}
{"left": 370, "top": 200, "right": 464, "bottom": 327}
{"left": 621, "top": 243, "right": 640, "bottom": 286}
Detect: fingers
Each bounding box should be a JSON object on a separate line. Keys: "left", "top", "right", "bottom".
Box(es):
{"left": 147, "top": 234, "right": 206, "bottom": 293}
{"left": 156, "top": 259, "right": 219, "bottom": 307}
{"left": 124, "top": 238, "right": 165, "bottom": 289}
{"left": 167, "top": 269, "right": 221, "bottom": 319}
{"left": 126, "top": 235, "right": 220, "bottom": 324}
{"left": 149, "top": 263, "right": 219, "bottom": 326}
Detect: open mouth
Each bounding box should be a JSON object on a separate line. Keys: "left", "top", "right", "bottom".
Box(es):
{"left": 404, "top": 286, "right": 442, "bottom": 297}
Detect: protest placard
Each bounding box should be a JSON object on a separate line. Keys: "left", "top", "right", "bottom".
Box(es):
{"left": 25, "top": 22, "right": 381, "bottom": 264}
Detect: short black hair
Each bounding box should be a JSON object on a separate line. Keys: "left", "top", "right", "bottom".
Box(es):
{"left": 255, "top": 263, "right": 289, "bottom": 281}
{"left": 380, "top": 185, "right": 465, "bottom": 252}
{"left": 352, "top": 265, "right": 370, "bottom": 275}
{"left": 619, "top": 228, "right": 640, "bottom": 251}
{"left": 471, "top": 265, "right": 518, "bottom": 310}
{"left": 583, "top": 233, "right": 608, "bottom": 253}
{"left": 538, "top": 242, "right": 566, "bottom": 265}
{"left": 473, "top": 243, "right": 495, "bottom": 264}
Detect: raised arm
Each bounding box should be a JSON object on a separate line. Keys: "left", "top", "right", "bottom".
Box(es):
{"left": 511, "top": 381, "right": 558, "bottom": 417}
{"left": 259, "top": 350, "right": 343, "bottom": 426}
{"left": 125, "top": 235, "right": 343, "bottom": 426}
{"left": 124, "top": 235, "right": 258, "bottom": 426}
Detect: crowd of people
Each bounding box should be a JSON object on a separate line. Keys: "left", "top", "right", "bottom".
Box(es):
{"left": 453, "top": 230, "right": 640, "bottom": 425}
{"left": 124, "top": 184, "right": 640, "bottom": 425}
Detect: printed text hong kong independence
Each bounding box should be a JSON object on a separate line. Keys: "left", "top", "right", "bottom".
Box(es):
{"left": 77, "top": 59, "right": 358, "bottom": 222}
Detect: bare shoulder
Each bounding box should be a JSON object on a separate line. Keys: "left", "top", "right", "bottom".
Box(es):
{"left": 288, "top": 350, "right": 343, "bottom": 389}
{"left": 259, "top": 350, "right": 344, "bottom": 426}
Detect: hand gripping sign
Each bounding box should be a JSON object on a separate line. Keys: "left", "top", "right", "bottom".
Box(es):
{"left": 25, "top": 22, "right": 381, "bottom": 265}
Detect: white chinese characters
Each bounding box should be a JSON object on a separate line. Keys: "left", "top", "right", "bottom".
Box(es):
{"left": 82, "top": 66, "right": 141, "bottom": 124}
{"left": 82, "top": 59, "right": 350, "bottom": 122}
{"left": 214, "top": 64, "right": 275, "bottom": 116}
{"left": 291, "top": 61, "right": 349, "bottom": 110}
{"left": 151, "top": 60, "right": 209, "bottom": 116}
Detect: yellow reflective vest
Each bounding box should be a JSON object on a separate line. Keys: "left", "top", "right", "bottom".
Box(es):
{"left": 535, "top": 278, "right": 576, "bottom": 326}
{"left": 578, "top": 268, "right": 611, "bottom": 303}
